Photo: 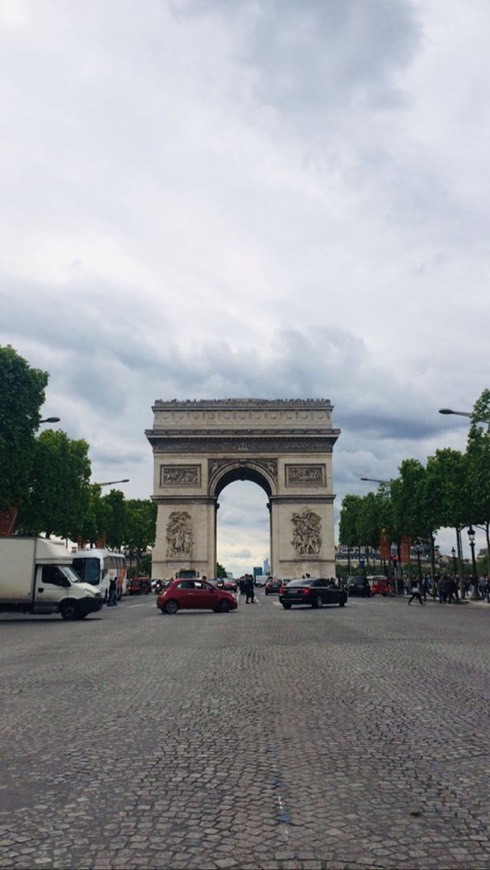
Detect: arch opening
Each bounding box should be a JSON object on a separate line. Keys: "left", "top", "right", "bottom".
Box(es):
{"left": 216, "top": 480, "right": 270, "bottom": 580}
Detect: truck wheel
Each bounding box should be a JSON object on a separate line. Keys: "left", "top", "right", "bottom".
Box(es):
{"left": 60, "top": 601, "right": 80, "bottom": 620}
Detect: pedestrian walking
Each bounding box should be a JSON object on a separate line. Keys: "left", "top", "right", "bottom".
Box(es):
{"left": 447, "top": 576, "right": 459, "bottom": 604}
{"left": 244, "top": 575, "right": 255, "bottom": 604}
{"left": 107, "top": 577, "right": 118, "bottom": 607}
{"left": 408, "top": 581, "right": 424, "bottom": 606}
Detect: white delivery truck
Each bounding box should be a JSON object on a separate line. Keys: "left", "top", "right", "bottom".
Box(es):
{"left": 0, "top": 537, "right": 104, "bottom": 620}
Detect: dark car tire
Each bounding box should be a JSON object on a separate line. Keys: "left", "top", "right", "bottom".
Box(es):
{"left": 281, "top": 603, "right": 292, "bottom": 609}
{"left": 217, "top": 600, "right": 231, "bottom": 613}
{"left": 164, "top": 600, "right": 179, "bottom": 614}
{"left": 60, "top": 601, "right": 80, "bottom": 620}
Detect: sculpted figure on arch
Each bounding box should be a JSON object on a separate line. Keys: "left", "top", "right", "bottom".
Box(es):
{"left": 166, "top": 511, "right": 194, "bottom": 557}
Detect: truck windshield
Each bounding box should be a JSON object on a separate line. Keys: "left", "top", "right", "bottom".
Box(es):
{"left": 62, "top": 566, "right": 82, "bottom": 584}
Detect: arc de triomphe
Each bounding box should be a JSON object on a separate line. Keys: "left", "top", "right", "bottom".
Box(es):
{"left": 146, "top": 398, "right": 340, "bottom": 579}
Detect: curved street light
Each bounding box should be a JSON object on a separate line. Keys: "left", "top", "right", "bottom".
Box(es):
{"left": 95, "top": 479, "right": 130, "bottom": 487}
{"left": 360, "top": 477, "right": 391, "bottom": 484}
{"left": 439, "top": 408, "right": 490, "bottom": 432}
{"left": 438, "top": 408, "right": 472, "bottom": 418}
{"left": 39, "top": 417, "right": 60, "bottom": 424}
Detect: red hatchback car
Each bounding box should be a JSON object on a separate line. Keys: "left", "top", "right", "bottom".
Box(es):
{"left": 156, "top": 578, "right": 237, "bottom": 614}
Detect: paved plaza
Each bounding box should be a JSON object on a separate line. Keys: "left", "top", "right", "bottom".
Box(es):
{"left": 0, "top": 591, "right": 489, "bottom": 870}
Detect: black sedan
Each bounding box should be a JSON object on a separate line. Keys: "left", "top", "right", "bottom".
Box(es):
{"left": 347, "top": 576, "right": 371, "bottom": 597}
{"left": 265, "top": 577, "right": 283, "bottom": 594}
{"left": 279, "top": 577, "right": 347, "bottom": 609}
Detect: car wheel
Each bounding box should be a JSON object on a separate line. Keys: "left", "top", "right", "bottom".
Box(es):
{"left": 164, "top": 600, "right": 179, "bottom": 614}
{"left": 60, "top": 601, "right": 80, "bottom": 620}
{"left": 281, "top": 603, "right": 292, "bottom": 609}
{"left": 218, "top": 600, "right": 231, "bottom": 613}
{"left": 339, "top": 599, "right": 345, "bottom": 607}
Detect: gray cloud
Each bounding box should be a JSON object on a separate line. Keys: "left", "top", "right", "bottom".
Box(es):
{"left": 1, "top": 0, "right": 488, "bottom": 574}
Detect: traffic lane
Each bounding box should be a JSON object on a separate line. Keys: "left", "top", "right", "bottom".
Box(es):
{"left": 1, "top": 597, "right": 489, "bottom": 868}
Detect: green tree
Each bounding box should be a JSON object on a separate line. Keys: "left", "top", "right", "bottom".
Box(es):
{"left": 124, "top": 499, "right": 157, "bottom": 571}
{"left": 216, "top": 562, "right": 227, "bottom": 579}
{"left": 81, "top": 484, "right": 112, "bottom": 547}
{"left": 358, "top": 492, "right": 383, "bottom": 555}
{"left": 339, "top": 494, "right": 364, "bottom": 550}
{"left": 18, "top": 430, "right": 92, "bottom": 539}
{"left": 0, "top": 345, "right": 48, "bottom": 511}
{"left": 466, "top": 388, "right": 490, "bottom": 567}
{"left": 104, "top": 489, "right": 127, "bottom": 550}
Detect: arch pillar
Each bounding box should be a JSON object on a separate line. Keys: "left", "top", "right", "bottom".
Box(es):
{"left": 146, "top": 399, "right": 340, "bottom": 579}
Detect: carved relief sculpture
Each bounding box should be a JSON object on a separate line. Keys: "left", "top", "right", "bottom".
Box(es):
{"left": 291, "top": 508, "right": 322, "bottom": 556}
{"left": 160, "top": 465, "right": 201, "bottom": 486}
{"left": 166, "top": 511, "right": 194, "bottom": 557}
{"left": 286, "top": 464, "right": 325, "bottom": 486}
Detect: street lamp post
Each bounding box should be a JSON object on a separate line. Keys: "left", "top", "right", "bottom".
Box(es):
{"left": 451, "top": 546, "right": 457, "bottom": 576}
{"left": 467, "top": 527, "right": 480, "bottom": 600}
{"left": 39, "top": 417, "right": 60, "bottom": 424}
{"left": 416, "top": 545, "right": 422, "bottom": 583}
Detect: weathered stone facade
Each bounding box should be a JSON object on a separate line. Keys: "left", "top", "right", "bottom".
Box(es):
{"left": 145, "top": 398, "right": 340, "bottom": 579}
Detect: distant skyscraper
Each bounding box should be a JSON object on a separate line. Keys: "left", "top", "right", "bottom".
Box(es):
{"left": 264, "top": 557, "right": 270, "bottom": 576}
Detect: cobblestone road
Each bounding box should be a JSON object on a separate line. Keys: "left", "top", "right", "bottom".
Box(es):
{"left": 0, "top": 592, "right": 489, "bottom": 869}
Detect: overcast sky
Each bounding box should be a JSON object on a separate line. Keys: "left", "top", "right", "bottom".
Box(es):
{"left": 1, "top": 0, "right": 489, "bottom": 575}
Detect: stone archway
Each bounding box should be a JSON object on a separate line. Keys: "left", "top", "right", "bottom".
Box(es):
{"left": 145, "top": 399, "right": 340, "bottom": 579}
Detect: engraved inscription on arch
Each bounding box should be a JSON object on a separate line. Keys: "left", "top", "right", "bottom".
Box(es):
{"left": 291, "top": 508, "right": 322, "bottom": 556}
{"left": 160, "top": 465, "right": 201, "bottom": 487}
{"left": 285, "top": 464, "right": 326, "bottom": 487}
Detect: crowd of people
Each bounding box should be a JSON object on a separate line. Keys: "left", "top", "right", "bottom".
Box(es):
{"left": 405, "top": 573, "right": 490, "bottom": 604}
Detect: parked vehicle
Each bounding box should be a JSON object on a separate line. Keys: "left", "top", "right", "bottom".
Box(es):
{"left": 279, "top": 577, "right": 347, "bottom": 609}
{"left": 216, "top": 577, "right": 238, "bottom": 593}
{"left": 265, "top": 577, "right": 283, "bottom": 595}
{"left": 367, "top": 575, "right": 390, "bottom": 596}
{"left": 127, "top": 577, "right": 152, "bottom": 595}
{"left": 347, "top": 576, "right": 371, "bottom": 597}
{"left": 72, "top": 548, "right": 127, "bottom": 600}
{"left": 0, "top": 537, "right": 103, "bottom": 620}
{"left": 156, "top": 577, "right": 237, "bottom": 614}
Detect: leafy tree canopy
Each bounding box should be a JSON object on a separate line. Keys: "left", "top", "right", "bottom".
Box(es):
{"left": 18, "top": 430, "right": 91, "bottom": 539}
{"left": 0, "top": 345, "right": 48, "bottom": 510}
